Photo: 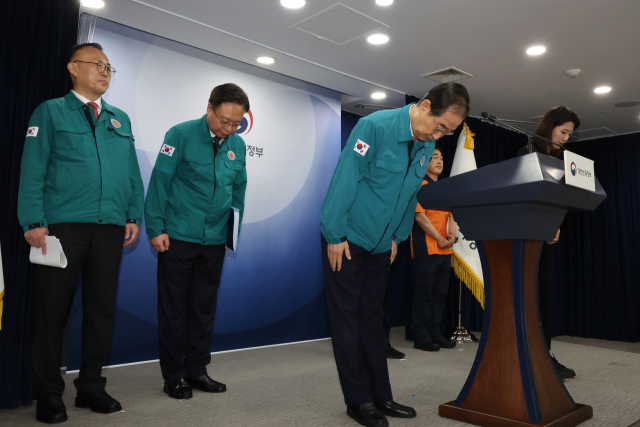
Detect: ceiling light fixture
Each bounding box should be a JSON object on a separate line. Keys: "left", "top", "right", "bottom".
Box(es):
{"left": 81, "top": 0, "right": 105, "bottom": 8}
{"left": 594, "top": 86, "right": 611, "bottom": 94}
{"left": 280, "top": 0, "right": 305, "bottom": 9}
{"left": 257, "top": 57, "right": 275, "bottom": 65}
{"left": 376, "top": 0, "right": 394, "bottom": 5}
{"left": 526, "top": 45, "right": 546, "bottom": 55}
{"left": 371, "top": 92, "right": 386, "bottom": 99}
{"left": 367, "top": 34, "right": 389, "bottom": 45}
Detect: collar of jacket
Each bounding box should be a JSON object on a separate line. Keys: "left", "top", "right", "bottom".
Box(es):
{"left": 199, "top": 114, "right": 218, "bottom": 144}
{"left": 398, "top": 103, "right": 435, "bottom": 146}
{"left": 64, "top": 90, "right": 115, "bottom": 115}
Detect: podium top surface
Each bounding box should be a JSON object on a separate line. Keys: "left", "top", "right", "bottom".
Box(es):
{"left": 417, "top": 153, "right": 607, "bottom": 212}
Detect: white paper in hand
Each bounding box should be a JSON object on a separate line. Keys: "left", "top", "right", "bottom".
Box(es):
{"left": 29, "top": 236, "right": 68, "bottom": 268}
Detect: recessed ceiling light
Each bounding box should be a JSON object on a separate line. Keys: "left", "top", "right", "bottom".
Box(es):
{"left": 257, "top": 57, "right": 275, "bottom": 65}
{"left": 367, "top": 34, "right": 389, "bottom": 45}
{"left": 280, "top": 0, "right": 305, "bottom": 9}
{"left": 81, "top": 0, "right": 104, "bottom": 8}
{"left": 526, "top": 45, "right": 546, "bottom": 55}
{"left": 371, "top": 92, "right": 386, "bottom": 99}
{"left": 376, "top": 0, "right": 394, "bottom": 5}
{"left": 594, "top": 86, "right": 611, "bottom": 94}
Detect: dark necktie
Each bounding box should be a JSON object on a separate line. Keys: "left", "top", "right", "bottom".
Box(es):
{"left": 213, "top": 136, "right": 220, "bottom": 156}
{"left": 86, "top": 102, "right": 99, "bottom": 121}
{"left": 407, "top": 140, "right": 415, "bottom": 170}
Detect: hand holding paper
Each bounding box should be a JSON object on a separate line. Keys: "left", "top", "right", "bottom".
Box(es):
{"left": 24, "top": 227, "right": 49, "bottom": 255}
{"left": 29, "top": 236, "right": 68, "bottom": 268}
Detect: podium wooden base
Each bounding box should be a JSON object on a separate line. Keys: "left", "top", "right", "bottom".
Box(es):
{"left": 440, "top": 402, "right": 593, "bottom": 427}
{"left": 440, "top": 240, "right": 592, "bottom": 427}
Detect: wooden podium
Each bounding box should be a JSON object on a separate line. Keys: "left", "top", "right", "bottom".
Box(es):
{"left": 417, "top": 153, "right": 606, "bottom": 427}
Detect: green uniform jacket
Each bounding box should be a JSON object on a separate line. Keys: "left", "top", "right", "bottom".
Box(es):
{"left": 18, "top": 91, "right": 144, "bottom": 231}
{"left": 144, "top": 115, "right": 248, "bottom": 245}
{"left": 321, "top": 104, "right": 435, "bottom": 254}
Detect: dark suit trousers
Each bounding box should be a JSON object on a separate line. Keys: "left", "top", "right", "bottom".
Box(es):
{"left": 157, "top": 238, "right": 225, "bottom": 380}
{"left": 411, "top": 254, "right": 451, "bottom": 342}
{"left": 321, "top": 236, "right": 393, "bottom": 406}
{"left": 382, "top": 262, "right": 396, "bottom": 344}
{"left": 33, "top": 223, "right": 124, "bottom": 398}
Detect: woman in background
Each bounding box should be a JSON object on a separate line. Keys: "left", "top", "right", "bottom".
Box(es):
{"left": 517, "top": 106, "right": 580, "bottom": 380}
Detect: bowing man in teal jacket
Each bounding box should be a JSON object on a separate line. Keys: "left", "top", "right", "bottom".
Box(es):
{"left": 320, "top": 83, "right": 470, "bottom": 427}
{"left": 144, "top": 84, "right": 249, "bottom": 400}
{"left": 18, "top": 43, "right": 144, "bottom": 423}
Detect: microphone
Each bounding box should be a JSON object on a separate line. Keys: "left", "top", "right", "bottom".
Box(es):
{"left": 480, "top": 112, "right": 565, "bottom": 152}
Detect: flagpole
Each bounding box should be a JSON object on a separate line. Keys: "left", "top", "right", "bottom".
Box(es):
{"left": 451, "top": 277, "right": 474, "bottom": 344}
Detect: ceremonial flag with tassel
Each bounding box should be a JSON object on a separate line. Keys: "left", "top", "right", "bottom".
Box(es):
{"left": 450, "top": 124, "right": 485, "bottom": 308}
{"left": 0, "top": 240, "right": 4, "bottom": 329}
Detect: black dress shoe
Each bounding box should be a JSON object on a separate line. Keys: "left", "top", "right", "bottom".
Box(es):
{"left": 36, "top": 394, "right": 67, "bottom": 424}
{"left": 75, "top": 389, "right": 122, "bottom": 413}
{"left": 346, "top": 402, "right": 389, "bottom": 427}
{"left": 414, "top": 340, "right": 440, "bottom": 351}
{"left": 386, "top": 345, "right": 405, "bottom": 359}
{"left": 374, "top": 401, "right": 417, "bottom": 418}
{"left": 433, "top": 337, "right": 457, "bottom": 349}
{"left": 186, "top": 374, "right": 227, "bottom": 393}
{"left": 552, "top": 355, "right": 576, "bottom": 379}
{"left": 163, "top": 378, "right": 193, "bottom": 399}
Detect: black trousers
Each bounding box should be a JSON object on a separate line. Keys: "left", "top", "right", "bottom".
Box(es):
{"left": 33, "top": 223, "right": 124, "bottom": 398}
{"left": 382, "top": 262, "right": 396, "bottom": 344}
{"left": 411, "top": 254, "right": 451, "bottom": 342}
{"left": 321, "top": 236, "right": 393, "bottom": 406}
{"left": 157, "top": 238, "right": 225, "bottom": 380}
{"left": 538, "top": 244, "right": 554, "bottom": 350}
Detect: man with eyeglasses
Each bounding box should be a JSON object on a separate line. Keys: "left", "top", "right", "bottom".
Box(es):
{"left": 320, "top": 83, "right": 469, "bottom": 427}
{"left": 144, "top": 83, "right": 249, "bottom": 401}
{"left": 18, "top": 43, "right": 144, "bottom": 423}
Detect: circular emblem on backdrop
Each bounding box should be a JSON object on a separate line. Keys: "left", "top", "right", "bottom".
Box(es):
{"left": 235, "top": 110, "right": 254, "bottom": 135}
{"left": 227, "top": 151, "right": 236, "bottom": 161}
{"left": 111, "top": 119, "right": 121, "bottom": 128}
{"left": 571, "top": 162, "right": 577, "bottom": 176}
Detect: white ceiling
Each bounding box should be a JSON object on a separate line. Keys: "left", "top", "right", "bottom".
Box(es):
{"left": 85, "top": 0, "right": 640, "bottom": 136}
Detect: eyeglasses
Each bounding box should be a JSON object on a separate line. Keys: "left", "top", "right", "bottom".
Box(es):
{"left": 73, "top": 61, "right": 116, "bottom": 76}
{"left": 213, "top": 109, "right": 242, "bottom": 130}
{"left": 432, "top": 116, "right": 454, "bottom": 136}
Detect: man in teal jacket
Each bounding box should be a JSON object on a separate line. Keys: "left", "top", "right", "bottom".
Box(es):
{"left": 144, "top": 83, "right": 248, "bottom": 400}
{"left": 320, "top": 83, "right": 470, "bottom": 427}
{"left": 18, "top": 43, "right": 143, "bottom": 423}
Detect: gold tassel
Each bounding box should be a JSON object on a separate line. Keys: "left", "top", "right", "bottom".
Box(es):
{"left": 463, "top": 122, "right": 475, "bottom": 150}
{"left": 450, "top": 251, "right": 484, "bottom": 309}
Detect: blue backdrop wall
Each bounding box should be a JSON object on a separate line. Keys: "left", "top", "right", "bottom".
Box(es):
{"left": 66, "top": 20, "right": 341, "bottom": 370}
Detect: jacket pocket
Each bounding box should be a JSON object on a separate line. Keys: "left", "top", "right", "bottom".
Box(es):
{"left": 221, "top": 158, "right": 243, "bottom": 187}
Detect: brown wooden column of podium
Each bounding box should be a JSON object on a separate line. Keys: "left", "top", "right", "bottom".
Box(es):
{"left": 417, "top": 153, "right": 606, "bottom": 427}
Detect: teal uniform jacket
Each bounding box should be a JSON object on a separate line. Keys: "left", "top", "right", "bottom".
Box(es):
{"left": 144, "top": 115, "right": 247, "bottom": 245}
{"left": 18, "top": 91, "right": 144, "bottom": 231}
{"left": 321, "top": 104, "right": 435, "bottom": 254}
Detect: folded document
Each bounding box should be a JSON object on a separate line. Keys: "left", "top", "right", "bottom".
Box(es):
{"left": 29, "top": 236, "right": 68, "bottom": 268}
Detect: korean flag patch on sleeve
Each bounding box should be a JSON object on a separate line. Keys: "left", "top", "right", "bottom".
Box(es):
{"left": 160, "top": 144, "right": 175, "bottom": 157}
{"left": 353, "top": 139, "right": 370, "bottom": 156}
{"left": 26, "top": 127, "right": 39, "bottom": 137}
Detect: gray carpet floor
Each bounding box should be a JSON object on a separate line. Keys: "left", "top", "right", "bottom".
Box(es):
{"left": 2, "top": 327, "right": 640, "bottom": 427}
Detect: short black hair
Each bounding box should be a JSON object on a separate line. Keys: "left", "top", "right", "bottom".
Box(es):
{"left": 209, "top": 83, "right": 250, "bottom": 112}
{"left": 432, "top": 144, "right": 443, "bottom": 154}
{"left": 66, "top": 43, "right": 104, "bottom": 64}
{"left": 418, "top": 82, "right": 470, "bottom": 118}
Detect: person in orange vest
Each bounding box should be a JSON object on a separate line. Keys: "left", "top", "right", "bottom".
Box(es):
{"left": 410, "top": 146, "right": 458, "bottom": 351}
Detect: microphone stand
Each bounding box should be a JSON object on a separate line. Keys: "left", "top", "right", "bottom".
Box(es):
{"left": 480, "top": 112, "right": 566, "bottom": 154}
